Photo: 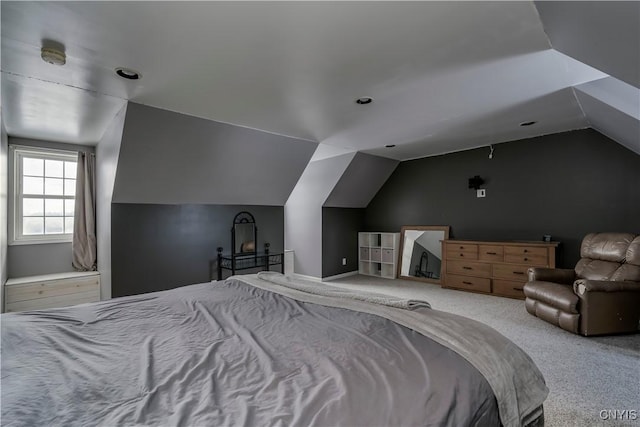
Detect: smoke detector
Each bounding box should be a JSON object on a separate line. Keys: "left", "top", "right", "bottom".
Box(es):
{"left": 41, "top": 47, "right": 66, "bottom": 66}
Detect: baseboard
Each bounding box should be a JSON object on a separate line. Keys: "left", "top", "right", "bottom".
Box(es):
{"left": 322, "top": 271, "right": 359, "bottom": 282}
{"left": 292, "top": 271, "right": 359, "bottom": 282}
{"left": 291, "top": 273, "right": 322, "bottom": 282}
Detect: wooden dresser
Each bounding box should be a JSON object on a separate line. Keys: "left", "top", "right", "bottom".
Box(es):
{"left": 442, "top": 240, "right": 559, "bottom": 299}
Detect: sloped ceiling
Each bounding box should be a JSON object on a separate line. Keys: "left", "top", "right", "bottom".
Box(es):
{"left": 324, "top": 153, "right": 398, "bottom": 208}
{"left": 534, "top": 1, "right": 640, "bottom": 155}
{"left": 1, "top": 1, "right": 630, "bottom": 161}
{"left": 574, "top": 85, "right": 640, "bottom": 155}
{"left": 534, "top": 1, "right": 639, "bottom": 89}
{"left": 113, "top": 103, "right": 316, "bottom": 206}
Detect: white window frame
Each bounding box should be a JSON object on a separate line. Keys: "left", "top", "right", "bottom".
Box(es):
{"left": 9, "top": 145, "right": 78, "bottom": 245}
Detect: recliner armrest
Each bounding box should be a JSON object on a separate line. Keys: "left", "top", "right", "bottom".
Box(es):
{"left": 527, "top": 267, "right": 575, "bottom": 284}
{"left": 574, "top": 279, "right": 640, "bottom": 295}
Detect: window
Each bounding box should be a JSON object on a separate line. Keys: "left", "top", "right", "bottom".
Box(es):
{"left": 10, "top": 146, "right": 77, "bottom": 244}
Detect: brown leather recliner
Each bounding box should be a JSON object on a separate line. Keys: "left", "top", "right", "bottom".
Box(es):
{"left": 524, "top": 232, "right": 640, "bottom": 336}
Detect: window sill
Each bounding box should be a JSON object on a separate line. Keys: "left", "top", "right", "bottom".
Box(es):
{"left": 8, "top": 237, "right": 73, "bottom": 246}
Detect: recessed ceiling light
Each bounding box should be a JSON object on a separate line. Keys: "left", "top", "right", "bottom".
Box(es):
{"left": 520, "top": 121, "right": 537, "bottom": 127}
{"left": 355, "top": 97, "right": 373, "bottom": 105}
{"left": 115, "top": 67, "right": 142, "bottom": 80}
{"left": 385, "top": 144, "right": 396, "bottom": 148}
{"left": 41, "top": 47, "right": 66, "bottom": 66}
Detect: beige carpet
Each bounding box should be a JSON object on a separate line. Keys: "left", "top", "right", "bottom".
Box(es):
{"left": 324, "top": 274, "right": 640, "bottom": 427}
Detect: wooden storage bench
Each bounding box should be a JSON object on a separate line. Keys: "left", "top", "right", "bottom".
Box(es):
{"left": 4, "top": 272, "right": 100, "bottom": 313}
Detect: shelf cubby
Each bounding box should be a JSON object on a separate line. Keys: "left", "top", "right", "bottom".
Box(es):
{"left": 358, "top": 232, "right": 400, "bottom": 279}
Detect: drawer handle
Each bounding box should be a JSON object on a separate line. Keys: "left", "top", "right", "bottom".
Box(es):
{"left": 459, "top": 254, "right": 464, "bottom": 257}
{"left": 463, "top": 281, "right": 473, "bottom": 285}
{"left": 524, "top": 257, "right": 528, "bottom": 261}
{"left": 486, "top": 252, "right": 497, "bottom": 255}
{"left": 513, "top": 271, "right": 525, "bottom": 275}
{"left": 512, "top": 287, "right": 524, "bottom": 291}
{"left": 463, "top": 266, "right": 472, "bottom": 270}
{"left": 459, "top": 246, "right": 464, "bottom": 249}
{"left": 523, "top": 249, "right": 528, "bottom": 253}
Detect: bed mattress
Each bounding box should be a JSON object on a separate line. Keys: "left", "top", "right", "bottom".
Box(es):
{"left": 1, "top": 275, "right": 544, "bottom": 426}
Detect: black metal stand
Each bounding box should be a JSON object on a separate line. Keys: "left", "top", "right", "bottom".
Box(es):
{"left": 217, "top": 243, "right": 284, "bottom": 281}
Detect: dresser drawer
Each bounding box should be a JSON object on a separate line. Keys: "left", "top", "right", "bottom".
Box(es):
{"left": 504, "top": 253, "right": 547, "bottom": 266}
{"left": 492, "top": 264, "right": 530, "bottom": 280}
{"left": 479, "top": 245, "right": 504, "bottom": 262}
{"left": 370, "top": 248, "right": 382, "bottom": 262}
{"left": 446, "top": 242, "right": 478, "bottom": 260}
{"left": 446, "top": 250, "right": 478, "bottom": 261}
{"left": 446, "top": 260, "right": 491, "bottom": 278}
{"left": 492, "top": 279, "right": 526, "bottom": 299}
{"left": 359, "top": 247, "right": 370, "bottom": 260}
{"left": 447, "top": 274, "right": 491, "bottom": 293}
{"left": 446, "top": 243, "right": 478, "bottom": 252}
{"left": 504, "top": 246, "right": 548, "bottom": 265}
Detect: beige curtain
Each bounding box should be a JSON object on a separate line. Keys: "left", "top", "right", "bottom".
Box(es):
{"left": 72, "top": 152, "right": 97, "bottom": 271}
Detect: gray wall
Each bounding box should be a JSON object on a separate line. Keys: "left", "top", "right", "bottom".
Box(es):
{"left": 365, "top": 129, "right": 640, "bottom": 268}
{"left": 535, "top": 1, "right": 640, "bottom": 88}
{"left": 6, "top": 137, "right": 95, "bottom": 278}
{"left": 109, "top": 102, "right": 317, "bottom": 297}
{"left": 7, "top": 243, "right": 72, "bottom": 278}
{"left": 324, "top": 153, "right": 398, "bottom": 208}
{"left": 96, "top": 104, "right": 127, "bottom": 299}
{"left": 1, "top": 117, "right": 8, "bottom": 310}
{"left": 286, "top": 152, "right": 396, "bottom": 278}
{"left": 284, "top": 153, "right": 355, "bottom": 278}
{"left": 322, "top": 207, "right": 364, "bottom": 278}
{"left": 113, "top": 102, "right": 317, "bottom": 205}
{"left": 111, "top": 204, "right": 284, "bottom": 297}
{"left": 319, "top": 153, "right": 398, "bottom": 278}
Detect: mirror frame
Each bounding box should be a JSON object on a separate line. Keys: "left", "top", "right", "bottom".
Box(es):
{"left": 232, "top": 211, "right": 258, "bottom": 256}
{"left": 397, "top": 225, "right": 450, "bottom": 284}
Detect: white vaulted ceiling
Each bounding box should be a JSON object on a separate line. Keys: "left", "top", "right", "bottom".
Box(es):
{"left": 1, "top": 2, "right": 636, "bottom": 158}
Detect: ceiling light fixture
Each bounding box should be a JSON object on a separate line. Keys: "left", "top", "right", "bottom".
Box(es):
{"left": 355, "top": 97, "right": 373, "bottom": 105}
{"left": 41, "top": 47, "right": 66, "bottom": 66}
{"left": 115, "top": 67, "right": 142, "bottom": 80}
{"left": 519, "top": 121, "right": 537, "bottom": 127}
{"left": 385, "top": 144, "right": 396, "bottom": 148}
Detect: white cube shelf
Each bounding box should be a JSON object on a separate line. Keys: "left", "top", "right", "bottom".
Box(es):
{"left": 358, "top": 232, "right": 400, "bottom": 279}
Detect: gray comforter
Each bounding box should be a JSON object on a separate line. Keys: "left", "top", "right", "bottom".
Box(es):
{"left": 1, "top": 274, "right": 545, "bottom": 426}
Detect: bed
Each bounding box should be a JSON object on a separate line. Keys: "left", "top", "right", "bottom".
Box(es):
{"left": 1, "top": 272, "right": 547, "bottom": 426}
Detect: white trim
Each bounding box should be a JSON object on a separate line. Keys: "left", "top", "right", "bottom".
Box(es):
{"left": 9, "top": 237, "right": 72, "bottom": 246}
{"left": 10, "top": 144, "right": 80, "bottom": 157}
{"left": 322, "top": 271, "right": 359, "bottom": 282}
{"left": 292, "top": 273, "right": 322, "bottom": 282}
{"left": 292, "top": 271, "right": 359, "bottom": 283}
{"left": 9, "top": 145, "right": 78, "bottom": 245}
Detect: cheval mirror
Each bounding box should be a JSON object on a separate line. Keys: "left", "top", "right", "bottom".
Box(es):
{"left": 232, "top": 211, "right": 257, "bottom": 256}
{"left": 398, "top": 226, "right": 450, "bottom": 284}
